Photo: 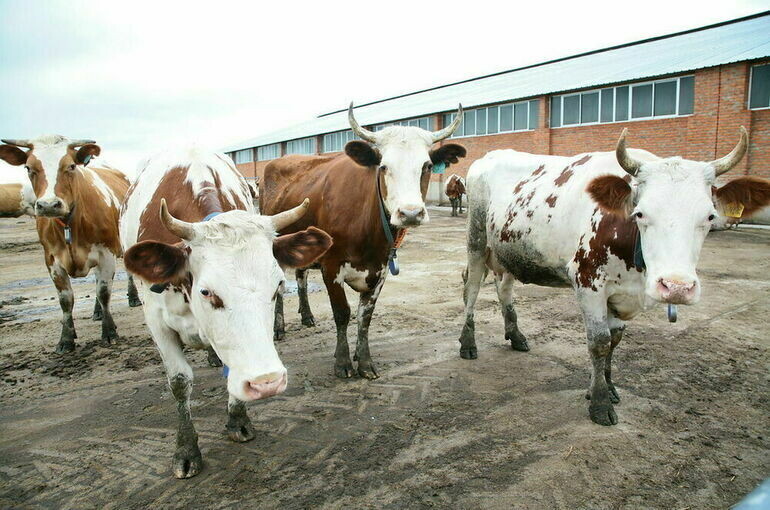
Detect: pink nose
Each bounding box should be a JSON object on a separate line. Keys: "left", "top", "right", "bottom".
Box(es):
{"left": 244, "top": 372, "right": 287, "bottom": 400}
{"left": 396, "top": 207, "right": 426, "bottom": 226}
{"left": 656, "top": 278, "right": 697, "bottom": 304}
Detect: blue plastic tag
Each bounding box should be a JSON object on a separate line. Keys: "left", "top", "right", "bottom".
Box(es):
{"left": 83, "top": 155, "right": 92, "bottom": 166}
{"left": 433, "top": 162, "right": 446, "bottom": 174}
{"left": 222, "top": 365, "right": 229, "bottom": 378}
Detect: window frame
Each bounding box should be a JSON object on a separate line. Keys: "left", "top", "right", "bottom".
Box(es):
{"left": 257, "top": 143, "right": 281, "bottom": 161}
{"left": 445, "top": 99, "right": 538, "bottom": 138}
{"left": 234, "top": 148, "right": 254, "bottom": 164}
{"left": 285, "top": 137, "right": 317, "bottom": 156}
{"left": 748, "top": 63, "right": 770, "bottom": 111}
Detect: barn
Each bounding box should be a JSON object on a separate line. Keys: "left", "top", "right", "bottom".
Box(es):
{"left": 223, "top": 11, "right": 770, "bottom": 202}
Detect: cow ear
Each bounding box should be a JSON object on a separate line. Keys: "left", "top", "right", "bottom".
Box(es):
{"left": 273, "top": 227, "right": 333, "bottom": 268}
{"left": 75, "top": 144, "right": 101, "bottom": 166}
{"left": 345, "top": 141, "right": 381, "bottom": 167}
{"left": 0, "top": 145, "right": 28, "bottom": 166}
{"left": 124, "top": 241, "right": 188, "bottom": 284}
{"left": 430, "top": 143, "right": 467, "bottom": 166}
{"left": 587, "top": 175, "right": 634, "bottom": 216}
{"left": 713, "top": 176, "right": 770, "bottom": 218}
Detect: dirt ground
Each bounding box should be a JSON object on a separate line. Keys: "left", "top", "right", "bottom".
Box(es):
{"left": 0, "top": 209, "right": 768, "bottom": 509}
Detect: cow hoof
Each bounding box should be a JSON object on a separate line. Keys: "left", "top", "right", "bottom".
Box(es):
{"left": 357, "top": 363, "right": 379, "bottom": 380}
{"left": 274, "top": 330, "right": 285, "bottom": 342}
{"left": 128, "top": 297, "right": 142, "bottom": 308}
{"left": 92, "top": 310, "right": 103, "bottom": 321}
{"left": 506, "top": 331, "right": 530, "bottom": 352}
{"left": 459, "top": 346, "right": 477, "bottom": 359}
{"left": 300, "top": 316, "right": 316, "bottom": 327}
{"left": 100, "top": 331, "right": 119, "bottom": 347}
{"left": 334, "top": 362, "right": 355, "bottom": 379}
{"left": 55, "top": 341, "right": 76, "bottom": 354}
{"left": 172, "top": 445, "right": 203, "bottom": 479}
{"left": 226, "top": 421, "right": 256, "bottom": 443}
{"left": 207, "top": 350, "right": 223, "bottom": 367}
{"left": 589, "top": 403, "right": 618, "bottom": 426}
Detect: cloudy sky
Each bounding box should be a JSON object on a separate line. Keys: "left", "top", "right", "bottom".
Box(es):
{"left": 0, "top": 0, "right": 767, "bottom": 174}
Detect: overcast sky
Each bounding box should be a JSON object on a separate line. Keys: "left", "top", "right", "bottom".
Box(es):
{"left": 0, "top": 0, "right": 767, "bottom": 174}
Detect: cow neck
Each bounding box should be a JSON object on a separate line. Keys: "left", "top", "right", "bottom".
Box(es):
{"left": 375, "top": 166, "right": 405, "bottom": 275}
{"left": 49, "top": 168, "right": 96, "bottom": 245}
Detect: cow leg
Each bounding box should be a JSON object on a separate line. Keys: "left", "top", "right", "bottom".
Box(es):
{"left": 577, "top": 291, "right": 617, "bottom": 426}
{"left": 584, "top": 319, "right": 624, "bottom": 404}
{"left": 323, "top": 267, "right": 353, "bottom": 378}
{"left": 451, "top": 198, "right": 458, "bottom": 216}
{"left": 296, "top": 268, "right": 315, "bottom": 327}
{"left": 206, "top": 346, "right": 222, "bottom": 367}
{"left": 49, "top": 263, "right": 77, "bottom": 353}
{"left": 459, "top": 252, "right": 486, "bottom": 360}
{"left": 459, "top": 195, "right": 464, "bottom": 214}
{"left": 94, "top": 252, "right": 118, "bottom": 346}
{"left": 494, "top": 272, "right": 529, "bottom": 352}
{"left": 127, "top": 275, "right": 142, "bottom": 307}
{"left": 273, "top": 290, "right": 285, "bottom": 342}
{"left": 91, "top": 295, "right": 103, "bottom": 321}
{"left": 354, "top": 276, "right": 386, "bottom": 379}
{"left": 226, "top": 394, "right": 255, "bottom": 443}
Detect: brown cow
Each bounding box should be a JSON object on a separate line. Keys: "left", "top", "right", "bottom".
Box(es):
{"left": 0, "top": 135, "right": 140, "bottom": 353}
{"left": 445, "top": 173, "right": 466, "bottom": 216}
{"left": 261, "top": 104, "right": 466, "bottom": 379}
{"left": 0, "top": 182, "right": 35, "bottom": 217}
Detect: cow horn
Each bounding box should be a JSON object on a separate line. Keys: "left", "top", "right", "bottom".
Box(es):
{"left": 348, "top": 103, "right": 378, "bottom": 144}
{"left": 710, "top": 126, "right": 748, "bottom": 177}
{"left": 67, "top": 139, "right": 96, "bottom": 148}
{"left": 271, "top": 198, "right": 310, "bottom": 232}
{"left": 615, "top": 128, "right": 642, "bottom": 177}
{"left": 159, "top": 198, "right": 195, "bottom": 241}
{"left": 1, "top": 139, "right": 32, "bottom": 148}
{"left": 432, "top": 104, "right": 464, "bottom": 143}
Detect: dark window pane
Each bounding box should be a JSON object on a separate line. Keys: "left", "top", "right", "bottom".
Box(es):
{"left": 678, "top": 76, "right": 694, "bottom": 114}
{"left": 514, "top": 102, "right": 528, "bottom": 130}
{"left": 487, "top": 106, "right": 499, "bottom": 134}
{"left": 463, "top": 110, "right": 475, "bottom": 136}
{"left": 581, "top": 92, "right": 599, "bottom": 123}
{"left": 550, "top": 97, "right": 561, "bottom": 128}
{"left": 654, "top": 81, "right": 677, "bottom": 116}
{"left": 529, "top": 100, "right": 539, "bottom": 129}
{"left": 615, "top": 86, "right": 629, "bottom": 121}
{"left": 500, "top": 104, "right": 513, "bottom": 131}
{"left": 601, "top": 89, "right": 614, "bottom": 122}
{"left": 749, "top": 64, "right": 770, "bottom": 109}
{"left": 563, "top": 95, "right": 580, "bottom": 125}
{"left": 476, "top": 109, "right": 487, "bottom": 135}
{"left": 632, "top": 84, "right": 653, "bottom": 118}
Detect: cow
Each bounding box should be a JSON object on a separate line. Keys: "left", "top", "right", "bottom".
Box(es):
{"left": 0, "top": 135, "right": 141, "bottom": 353}
{"left": 0, "top": 182, "right": 35, "bottom": 217}
{"left": 120, "top": 147, "right": 332, "bottom": 478}
{"left": 445, "top": 173, "right": 466, "bottom": 216}
{"left": 261, "top": 104, "right": 466, "bottom": 379}
{"left": 458, "top": 127, "right": 770, "bottom": 426}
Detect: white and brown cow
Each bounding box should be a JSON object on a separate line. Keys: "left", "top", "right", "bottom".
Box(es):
{"left": 459, "top": 128, "right": 770, "bottom": 426}
{"left": 0, "top": 135, "right": 141, "bottom": 353}
{"left": 120, "top": 147, "right": 331, "bottom": 478}
{"left": 0, "top": 161, "right": 35, "bottom": 217}
{"left": 445, "top": 173, "right": 466, "bottom": 216}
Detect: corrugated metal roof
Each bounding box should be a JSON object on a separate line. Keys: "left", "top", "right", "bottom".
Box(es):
{"left": 222, "top": 12, "right": 770, "bottom": 153}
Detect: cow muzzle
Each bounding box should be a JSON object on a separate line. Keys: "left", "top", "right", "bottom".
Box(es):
{"left": 35, "top": 198, "right": 67, "bottom": 218}
{"left": 394, "top": 206, "right": 427, "bottom": 227}
{"left": 243, "top": 370, "right": 287, "bottom": 400}
{"left": 655, "top": 278, "right": 699, "bottom": 305}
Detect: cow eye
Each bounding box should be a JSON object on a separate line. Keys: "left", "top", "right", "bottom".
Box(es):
{"left": 424, "top": 162, "right": 433, "bottom": 173}
{"left": 68, "top": 164, "right": 76, "bottom": 171}
{"left": 200, "top": 289, "right": 210, "bottom": 297}
{"left": 707, "top": 214, "right": 715, "bottom": 222}
{"left": 635, "top": 212, "right": 644, "bottom": 219}
{"left": 378, "top": 165, "right": 387, "bottom": 173}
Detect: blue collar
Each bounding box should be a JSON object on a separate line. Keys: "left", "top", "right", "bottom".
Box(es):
{"left": 203, "top": 211, "right": 222, "bottom": 222}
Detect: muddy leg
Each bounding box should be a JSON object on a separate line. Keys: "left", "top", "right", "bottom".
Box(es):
{"left": 451, "top": 198, "right": 458, "bottom": 217}
{"left": 296, "top": 268, "right": 315, "bottom": 327}
{"left": 578, "top": 291, "right": 617, "bottom": 426}
{"left": 92, "top": 296, "right": 103, "bottom": 321}
{"left": 323, "top": 266, "right": 353, "bottom": 378}
{"left": 273, "top": 290, "right": 285, "bottom": 342}
{"left": 127, "top": 274, "right": 142, "bottom": 307}
{"left": 226, "top": 395, "right": 255, "bottom": 442}
{"left": 355, "top": 276, "right": 386, "bottom": 379}
{"left": 49, "top": 263, "right": 77, "bottom": 353}
{"left": 459, "top": 195, "right": 464, "bottom": 214}
{"left": 605, "top": 320, "right": 624, "bottom": 403}
{"left": 494, "top": 272, "right": 529, "bottom": 352}
{"left": 459, "top": 251, "right": 486, "bottom": 360}
{"left": 95, "top": 252, "right": 118, "bottom": 346}
{"left": 206, "top": 346, "right": 222, "bottom": 367}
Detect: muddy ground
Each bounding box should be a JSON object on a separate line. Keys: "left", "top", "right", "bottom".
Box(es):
{"left": 0, "top": 210, "right": 768, "bottom": 509}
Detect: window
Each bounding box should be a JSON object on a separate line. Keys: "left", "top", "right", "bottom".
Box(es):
{"left": 234, "top": 149, "right": 253, "bottom": 164}
{"left": 749, "top": 63, "right": 770, "bottom": 109}
{"left": 285, "top": 137, "right": 316, "bottom": 155}
{"left": 373, "top": 116, "right": 434, "bottom": 131}
{"left": 257, "top": 143, "right": 280, "bottom": 161}
{"left": 550, "top": 76, "right": 693, "bottom": 127}
{"left": 443, "top": 100, "right": 539, "bottom": 137}
{"left": 322, "top": 130, "right": 356, "bottom": 153}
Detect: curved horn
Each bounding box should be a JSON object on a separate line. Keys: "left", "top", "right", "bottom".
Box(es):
{"left": 1, "top": 139, "right": 32, "bottom": 148}
{"left": 271, "top": 198, "right": 310, "bottom": 232}
{"left": 159, "top": 198, "right": 195, "bottom": 240}
{"left": 615, "top": 128, "right": 643, "bottom": 177}
{"left": 67, "top": 139, "right": 96, "bottom": 148}
{"left": 710, "top": 126, "right": 748, "bottom": 177}
{"left": 348, "top": 103, "right": 378, "bottom": 144}
{"left": 432, "top": 104, "right": 464, "bottom": 143}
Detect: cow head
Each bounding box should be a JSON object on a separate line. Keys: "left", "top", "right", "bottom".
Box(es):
{"left": 124, "top": 199, "right": 332, "bottom": 402}
{"left": 0, "top": 135, "right": 100, "bottom": 218}
{"left": 588, "top": 127, "right": 770, "bottom": 305}
{"left": 345, "top": 104, "right": 466, "bottom": 227}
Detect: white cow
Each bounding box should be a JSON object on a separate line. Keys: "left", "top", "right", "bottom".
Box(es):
{"left": 459, "top": 128, "right": 770, "bottom": 426}
{"left": 120, "top": 147, "right": 332, "bottom": 477}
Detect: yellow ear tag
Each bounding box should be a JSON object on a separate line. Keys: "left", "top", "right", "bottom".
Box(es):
{"left": 723, "top": 202, "right": 744, "bottom": 218}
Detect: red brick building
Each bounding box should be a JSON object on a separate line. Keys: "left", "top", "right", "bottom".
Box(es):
{"left": 224, "top": 12, "right": 770, "bottom": 200}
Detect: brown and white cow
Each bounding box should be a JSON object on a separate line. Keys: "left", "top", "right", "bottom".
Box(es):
{"left": 120, "top": 147, "right": 331, "bottom": 478}
{"left": 445, "top": 173, "right": 466, "bottom": 216}
{"left": 0, "top": 135, "right": 141, "bottom": 353}
{"left": 459, "top": 128, "right": 770, "bottom": 425}
{"left": 261, "top": 104, "right": 466, "bottom": 379}
{"left": 0, "top": 161, "right": 36, "bottom": 217}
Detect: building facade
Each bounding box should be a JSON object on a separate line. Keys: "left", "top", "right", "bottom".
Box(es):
{"left": 224, "top": 13, "right": 770, "bottom": 202}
